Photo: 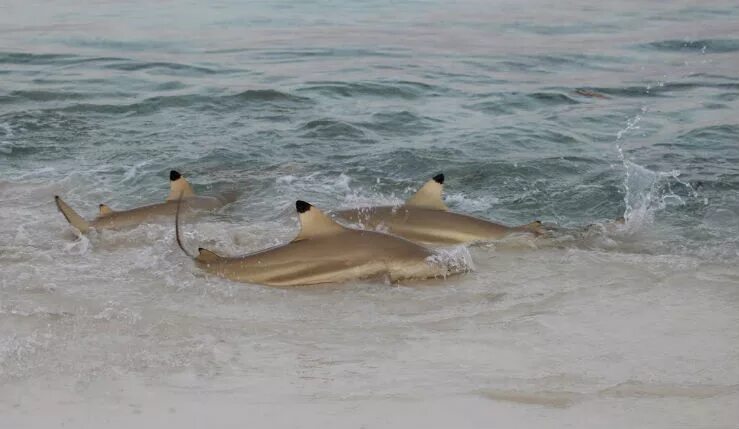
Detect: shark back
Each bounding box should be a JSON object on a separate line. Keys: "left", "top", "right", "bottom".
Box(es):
{"left": 335, "top": 206, "right": 516, "bottom": 244}
{"left": 333, "top": 173, "right": 542, "bottom": 244}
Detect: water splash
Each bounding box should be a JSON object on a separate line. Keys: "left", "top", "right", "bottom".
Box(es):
{"left": 426, "top": 245, "right": 475, "bottom": 275}
{"left": 615, "top": 112, "right": 698, "bottom": 235}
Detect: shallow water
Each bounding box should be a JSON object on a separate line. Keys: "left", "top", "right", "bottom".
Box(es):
{"left": 1, "top": 0, "right": 738, "bottom": 427}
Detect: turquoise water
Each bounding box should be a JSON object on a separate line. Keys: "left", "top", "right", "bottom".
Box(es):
{"left": 1, "top": 1, "right": 738, "bottom": 427}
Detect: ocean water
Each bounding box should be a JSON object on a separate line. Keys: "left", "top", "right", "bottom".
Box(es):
{"left": 1, "top": 0, "right": 738, "bottom": 427}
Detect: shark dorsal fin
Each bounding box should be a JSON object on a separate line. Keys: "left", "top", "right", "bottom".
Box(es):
{"left": 196, "top": 248, "right": 222, "bottom": 263}
{"left": 292, "top": 200, "right": 345, "bottom": 242}
{"left": 405, "top": 173, "right": 447, "bottom": 210}
{"left": 98, "top": 204, "right": 114, "bottom": 216}
{"left": 166, "top": 170, "right": 196, "bottom": 201}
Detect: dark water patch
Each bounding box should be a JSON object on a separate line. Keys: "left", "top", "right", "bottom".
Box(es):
{"left": 103, "top": 61, "right": 218, "bottom": 76}
{"left": 671, "top": 125, "right": 739, "bottom": 151}
{"left": 62, "top": 38, "right": 187, "bottom": 53}
{"left": 687, "top": 73, "right": 739, "bottom": 81}
{"left": 486, "top": 54, "right": 627, "bottom": 74}
{"left": 583, "top": 82, "right": 739, "bottom": 99}
{"left": 506, "top": 21, "right": 622, "bottom": 36}
{"left": 0, "top": 52, "right": 71, "bottom": 65}
{"left": 153, "top": 81, "right": 188, "bottom": 91}
{"left": 0, "top": 52, "right": 130, "bottom": 68}
{"left": 583, "top": 82, "right": 716, "bottom": 98}
{"left": 51, "top": 89, "right": 311, "bottom": 116}
{"left": 491, "top": 125, "right": 584, "bottom": 152}
{"left": 358, "top": 111, "right": 438, "bottom": 136}
{"left": 713, "top": 93, "right": 739, "bottom": 102}
{"left": 297, "top": 80, "right": 439, "bottom": 99}
{"left": 465, "top": 91, "right": 579, "bottom": 114}
{"left": 4, "top": 90, "right": 94, "bottom": 103}
{"left": 57, "top": 96, "right": 207, "bottom": 116}
{"left": 0, "top": 111, "right": 90, "bottom": 134}
{"left": 228, "top": 89, "right": 311, "bottom": 104}
{"left": 703, "top": 102, "right": 728, "bottom": 110}
{"left": 299, "top": 119, "right": 366, "bottom": 140}
{"left": 715, "top": 83, "right": 739, "bottom": 90}
{"left": 251, "top": 48, "right": 410, "bottom": 60}
{"left": 640, "top": 39, "right": 739, "bottom": 53}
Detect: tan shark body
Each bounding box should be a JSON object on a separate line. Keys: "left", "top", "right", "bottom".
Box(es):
{"left": 333, "top": 174, "right": 542, "bottom": 245}
{"left": 177, "top": 200, "right": 458, "bottom": 286}
{"left": 55, "top": 170, "right": 234, "bottom": 234}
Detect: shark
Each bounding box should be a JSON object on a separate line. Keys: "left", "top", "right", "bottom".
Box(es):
{"left": 332, "top": 174, "right": 543, "bottom": 245}
{"left": 55, "top": 170, "right": 234, "bottom": 234}
{"left": 175, "top": 199, "right": 460, "bottom": 286}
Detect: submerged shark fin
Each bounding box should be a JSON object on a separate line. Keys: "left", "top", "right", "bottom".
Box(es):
{"left": 98, "top": 203, "right": 114, "bottom": 216}
{"left": 196, "top": 248, "right": 222, "bottom": 263}
{"left": 55, "top": 196, "right": 90, "bottom": 233}
{"left": 292, "top": 200, "right": 345, "bottom": 242}
{"left": 405, "top": 173, "right": 448, "bottom": 210}
{"left": 166, "top": 170, "right": 196, "bottom": 201}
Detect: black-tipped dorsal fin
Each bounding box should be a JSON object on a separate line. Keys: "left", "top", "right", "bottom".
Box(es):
{"left": 292, "top": 200, "right": 345, "bottom": 242}
{"left": 98, "top": 203, "right": 114, "bottom": 216}
{"left": 166, "top": 170, "right": 196, "bottom": 201}
{"left": 405, "top": 173, "right": 447, "bottom": 210}
{"left": 196, "top": 248, "right": 222, "bottom": 263}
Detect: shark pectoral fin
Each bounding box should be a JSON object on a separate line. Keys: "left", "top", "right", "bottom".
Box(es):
{"left": 98, "top": 203, "right": 114, "bottom": 216}
{"left": 405, "top": 173, "right": 448, "bottom": 211}
{"left": 166, "top": 170, "right": 196, "bottom": 201}
{"left": 196, "top": 248, "right": 222, "bottom": 263}
{"left": 292, "top": 200, "right": 346, "bottom": 242}
{"left": 55, "top": 196, "right": 90, "bottom": 233}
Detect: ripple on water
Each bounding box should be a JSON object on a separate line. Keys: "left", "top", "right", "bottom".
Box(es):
{"left": 640, "top": 38, "right": 739, "bottom": 53}
{"left": 297, "top": 80, "right": 440, "bottom": 99}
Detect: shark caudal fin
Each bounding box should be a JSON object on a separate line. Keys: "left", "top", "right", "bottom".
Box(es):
{"left": 292, "top": 200, "right": 346, "bottom": 242}
{"left": 55, "top": 196, "right": 90, "bottom": 233}
{"left": 166, "top": 170, "right": 196, "bottom": 201}
{"left": 405, "top": 173, "right": 448, "bottom": 210}
{"left": 174, "top": 191, "right": 197, "bottom": 258}
{"left": 174, "top": 190, "right": 224, "bottom": 263}
{"left": 98, "top": 203, "right": 114, "bottom": 216}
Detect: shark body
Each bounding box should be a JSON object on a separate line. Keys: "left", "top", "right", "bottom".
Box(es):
{"left": 55, "top": 170, "right": 234, "bottom": 233}
{"left": 334, "top": 174, "right": 542, "bottom": 245}
{"left": 177, "top": 200, "right": 458, "bottom": 286}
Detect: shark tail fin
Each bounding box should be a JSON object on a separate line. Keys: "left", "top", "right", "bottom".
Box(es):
{"left": 175, "top": 192, "right": 197, "bottom": 258}
{"left": 167, "top": 170, "right": 196, "bottom": 201}
{"left": 55, "top": 196, "right": 90, "bottom": 233}
{"left": 405, "top": 173, "right": 448, "bottom": 210}
{"left": 98, "top": 203, "right": 114, "bottom": 216}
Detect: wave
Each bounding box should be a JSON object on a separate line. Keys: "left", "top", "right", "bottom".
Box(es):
{"left": 641, "top": 38, "right": 739, "bottom": 53}
{"left": 48, "top": 89, "right": 312, "bottom": 115}
{"left": 465, "top": 91, "right": 579, "bottom": 114}
{"left": 297, "top": 80, "right": 439, "bottom": 99}
{"left": 102, "top": 61, "right": 218, "bottom": 75}
{"left": 299, "top": 119, "right": 366, "bottom": 139}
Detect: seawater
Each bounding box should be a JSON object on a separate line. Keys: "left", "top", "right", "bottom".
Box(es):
{"left": 1, "top": 1, "right": 738, "bottom": 427}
